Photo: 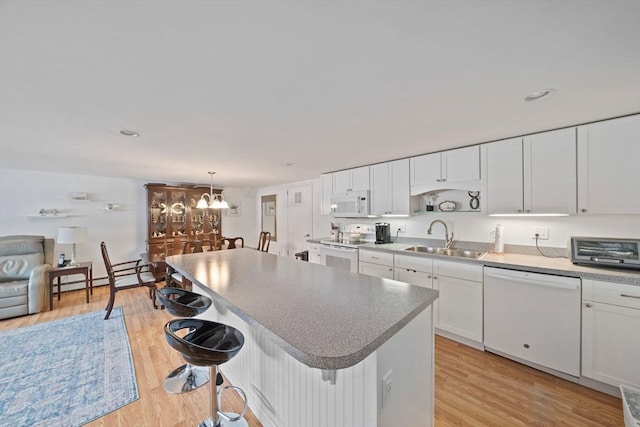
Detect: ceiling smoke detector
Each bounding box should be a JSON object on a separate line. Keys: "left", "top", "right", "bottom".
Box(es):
{"left": 524, "top": 89, "right": 556, "bottom": 102}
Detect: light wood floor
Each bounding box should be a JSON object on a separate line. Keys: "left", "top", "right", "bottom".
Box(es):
{"left": 1, "top": 286, "right": 624, "bottom": 426}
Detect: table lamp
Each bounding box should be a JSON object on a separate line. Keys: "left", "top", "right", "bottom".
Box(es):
{"left": 57, "top": 226, "right": 87, "bottom": 266}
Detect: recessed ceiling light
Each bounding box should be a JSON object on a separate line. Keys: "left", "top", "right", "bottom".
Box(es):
{"left": 119, "top": 129, "right": 140, "bottom": 137}
{"left": 524, "top": 89, "right": 556, "bottom": 102}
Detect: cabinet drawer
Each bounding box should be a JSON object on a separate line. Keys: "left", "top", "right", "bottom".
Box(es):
{"left": 395, "top": 254, "right": 433, "bottom": 273}
{"left": 359, "top": 250, "right": 394, "bottom": 266}
{"left": 583, "top": 279, "right": 640, "bottom": 309}
{"left": 437, "top": 260, "right": 483, "bottom": 282}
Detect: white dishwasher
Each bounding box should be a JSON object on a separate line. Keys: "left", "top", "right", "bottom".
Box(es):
{"left": 484, "top": 267, "right": 581, "bottom": 377}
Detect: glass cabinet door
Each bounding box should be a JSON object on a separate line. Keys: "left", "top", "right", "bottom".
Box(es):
{"left": 149, "top": 190, "right": 168, "bottom": 239}
{"left": 169, "top": 191, "right": 187, "bottom": 238}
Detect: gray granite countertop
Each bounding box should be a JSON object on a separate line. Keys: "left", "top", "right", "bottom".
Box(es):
{"left": 354, "top": 241, "right": 640, "bottom": 286}
{"left": 166, "top": 249, "right": 439, "bottom": 370}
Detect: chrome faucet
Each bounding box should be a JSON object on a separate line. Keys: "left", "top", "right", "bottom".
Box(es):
{"left": 427, "top": 219, "right": 454, "bottom": 249}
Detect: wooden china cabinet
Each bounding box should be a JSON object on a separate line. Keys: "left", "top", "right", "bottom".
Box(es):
{"left": 145, "top": 183, "right": 223, "bottom": 280}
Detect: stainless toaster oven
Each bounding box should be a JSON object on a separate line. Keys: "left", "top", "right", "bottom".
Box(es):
{"left": 571, "top": 237, "right": 640, "bottom": 270}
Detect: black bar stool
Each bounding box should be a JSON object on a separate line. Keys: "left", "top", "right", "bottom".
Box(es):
{"left": 165, "top": 318, "right": 248, "bottom": 427}
{"left": 157, "top": 287, "right": 212, "bottom": 393}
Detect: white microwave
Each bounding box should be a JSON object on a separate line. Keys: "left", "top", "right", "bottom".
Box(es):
{"left": 330, "top": 190, "right": 370, "bottom": 217}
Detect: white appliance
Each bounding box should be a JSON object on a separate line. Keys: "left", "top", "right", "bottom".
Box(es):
{"left": 319, "top": 243, "right": 359, "bottom": 273}
{"left": 484, "top": 267, "right": 581, "bottom": 377}
{"left": 330, "top": 190, "right": 370, "bottom": 217}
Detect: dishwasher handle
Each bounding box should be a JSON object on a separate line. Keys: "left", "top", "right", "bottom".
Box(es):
{"left": 484, "top": 271, "right": 580, "bottom": 291}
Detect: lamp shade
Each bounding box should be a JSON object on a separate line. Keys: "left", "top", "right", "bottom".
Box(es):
{"left": 57, "top": 226, "right": 87, "bottom": 244}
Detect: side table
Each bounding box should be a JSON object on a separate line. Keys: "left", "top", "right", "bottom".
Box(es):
{"left": 49, "top": 261, "right": 93, "bottom": 310}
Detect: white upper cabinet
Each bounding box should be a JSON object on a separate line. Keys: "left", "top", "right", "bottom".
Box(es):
{"left": 332, "top": 166, "right": 370, "bottom": 193}
{"left": 370, "top": 159, "right": 410, "bottom": 216}
{"left": 485, "top": 129, "right": 576, "bottom": 215}
{"left": 484, "top": 137, "right": 524, "bottom": 214}
{"left": 320, "top": 173, "right": 333, "bottom": 215}
{"left": 410, "top": 146, "right": 480, "bottom": 194}
{"left": 577, "top": 114, "right": 640, "bottom": 214}
{"left": 524, "top": 128, "right": 577, "bottom": 215}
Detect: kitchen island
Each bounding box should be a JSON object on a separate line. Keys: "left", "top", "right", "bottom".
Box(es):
{"left": 166, "top": 248, "right": 438, "bottom": 427}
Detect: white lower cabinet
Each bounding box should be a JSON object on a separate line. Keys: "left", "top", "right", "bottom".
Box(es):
{"left": 430, "top": 260, "right": 483, "bottom": 344}
{"left": 582, "top": 279, "right": 640, "bottom": 388}
{"left": 359, "top": 249, "right": 394, "bottom": 279}
{"left": 309, "top": 244, "right": 321, "bottom": 264}
{"left": 393, "top": 256, "right": 482, "bottom": 345}
{"left": 393, "top": 254, "right": 433, "bottom": 288}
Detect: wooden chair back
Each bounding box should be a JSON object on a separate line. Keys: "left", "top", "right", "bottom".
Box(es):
{"left": 258, "top": 231, "right": 271, "bottom": 252}
{"left": 183, "top": 239, "right": 215, "bottom": 254}
{"left": 222, "top": 237, "right": 244, "bottom": 249}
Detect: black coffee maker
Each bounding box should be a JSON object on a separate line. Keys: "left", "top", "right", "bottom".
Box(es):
{"left": 375, "top": 222, "right": 391, "bottom": 244}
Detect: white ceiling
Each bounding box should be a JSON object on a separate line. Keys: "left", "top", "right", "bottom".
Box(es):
{"left": 1, "top": 0, "right": 639, "bottom": 188}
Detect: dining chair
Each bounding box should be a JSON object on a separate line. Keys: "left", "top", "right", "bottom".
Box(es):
{"left": 222, "top": 237, "right": 244, "bottom": 249}
{"left": 258, "top": 231, "right": 271, "bottom": 252}
{"left": 183, "top": 239, "right": 216, "bottom": 254}
{"left": 101, "top": 241, "right": 158, "bottom": 320}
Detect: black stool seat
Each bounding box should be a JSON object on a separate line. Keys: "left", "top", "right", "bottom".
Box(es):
{"left": 157, "top": 287, "right": 212, "bottom": 317}
{"left": 165, "top": 319, "right": 244, "bottom": 366}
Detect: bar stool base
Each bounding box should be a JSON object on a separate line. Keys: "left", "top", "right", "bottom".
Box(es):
{"left": 198, "top": 415, "right": 248, "bottom": 427}
{"left": 163, "top": 364, "right": 209, "bottom": 394}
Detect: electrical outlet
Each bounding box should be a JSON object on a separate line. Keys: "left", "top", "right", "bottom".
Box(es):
{"left": 396, "top": 225, "right": 406, "bottom": 233}
{"left": 533, "top": 227, "right": 549, "bottom": 240}
{"left": 382, "top": 370, "right": 392, "bottom": 408}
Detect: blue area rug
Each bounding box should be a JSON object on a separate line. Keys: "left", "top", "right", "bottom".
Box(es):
{"left": 0, "top": 307, "right": 138, "bottom": 426}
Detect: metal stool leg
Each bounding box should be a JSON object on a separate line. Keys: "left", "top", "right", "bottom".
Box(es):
{"left": 198, "top": 366, "right": 248, "bottom": 427}
{"left": 163, "top": 363, "right": 209, "bottom": 393}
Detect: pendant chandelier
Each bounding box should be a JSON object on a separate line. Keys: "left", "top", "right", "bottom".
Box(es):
{"left": 196, "top": 171, "right": 229, "bottom": 209}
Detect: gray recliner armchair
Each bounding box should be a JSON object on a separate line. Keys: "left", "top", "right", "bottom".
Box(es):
{"left": 0, "top": 235, "right": 54, "bottom": 320}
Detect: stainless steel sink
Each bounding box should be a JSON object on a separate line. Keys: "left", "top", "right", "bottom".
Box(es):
{"left": 404, "top": 246, "right": 485, "bottom": 259}
{"left": 403, "top": 246, "right": 443, "bottom": 254}
{"left": 436, "top": 249, "right": 486, "bottom": 259}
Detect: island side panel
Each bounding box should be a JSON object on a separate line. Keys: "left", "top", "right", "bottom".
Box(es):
{"left": 194, "top": 283, "right": 434, "bottom": 427}
{"left": 195, "top": 284, "right": 378, "bottom": 427}
{"left": 376, "top": 306, "right": 434, "bottom": 427}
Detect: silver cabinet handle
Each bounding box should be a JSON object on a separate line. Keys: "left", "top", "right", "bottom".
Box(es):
{"left": 371, "top": 256, "right": 379, "bottom": 259}
{"left": 581, "top": 208, "right": 587, "bottom": 213}
{"left": 433, "top": 276, "right": 438, "bottom": 280}
{"left": 427, "top": 275, "right": 432, "bottom": 279}
{"left": 517, "top": 209, "right": 523, "bottom": 213}
{"left": 584, "top": 302, "right": 593, "bottom": 308}
{"left": 441, "top": 178, "right": 446, "bottom": 182}
{"left": 621, "top": 294, "right": 640, "bottom": 300}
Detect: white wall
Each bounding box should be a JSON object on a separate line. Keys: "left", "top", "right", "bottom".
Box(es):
{"left": 330, "top": 210, "right": 640, "bottom": 250}
{"left": 218, "top": 186, "right": 259, "bottom": 247}
{"left": 0, "top": 168, "right": 148, "bottom": 283}
{"left": 0, "top": 168, "right": 263, "bottom": 284}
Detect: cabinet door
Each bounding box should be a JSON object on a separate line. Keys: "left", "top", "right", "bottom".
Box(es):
{"left": 433, "top": 275, "right": 483, "bottom": 343}
{"left": 485, "top": 137, "right": 524, "bottom": 214}
{"left": 359, "top": 261, "right": 394, "bottom": 279}
{"left": 333, "top": 170, "right": 352, "bottom": 193}
{"left": 321, "top": 173, "right": 333, "bottom": 215}
{"left": 394, "top": 268, "right": 433, "bottom": 288}
{"left": 390, "top": 158, "right": 410, "bottom": 215}
{"left": 524, "top": 128, "right": 577, "bottom": 214}
{"left": 350, "top": 166, "right": 371, "bottom": 191}
{"left": 308, "top": 244, "right": 322, "bottom": 264}
{"left": 577, "top": 115, "right": 640, "bottom": 214}
{"left": 410, "top": 153, "right": 441, "bottom": 187}
{"left": 442, "top": 146, "right": 480, "bottom": 184}
{"left": 371, "top": 159, "right": 410, "bottom": 216}
{"left": 370, "top": 162, "right": 392, "bottom": 215}
{"left": 582, "top": 301, "right": 640, "bottom": 388}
